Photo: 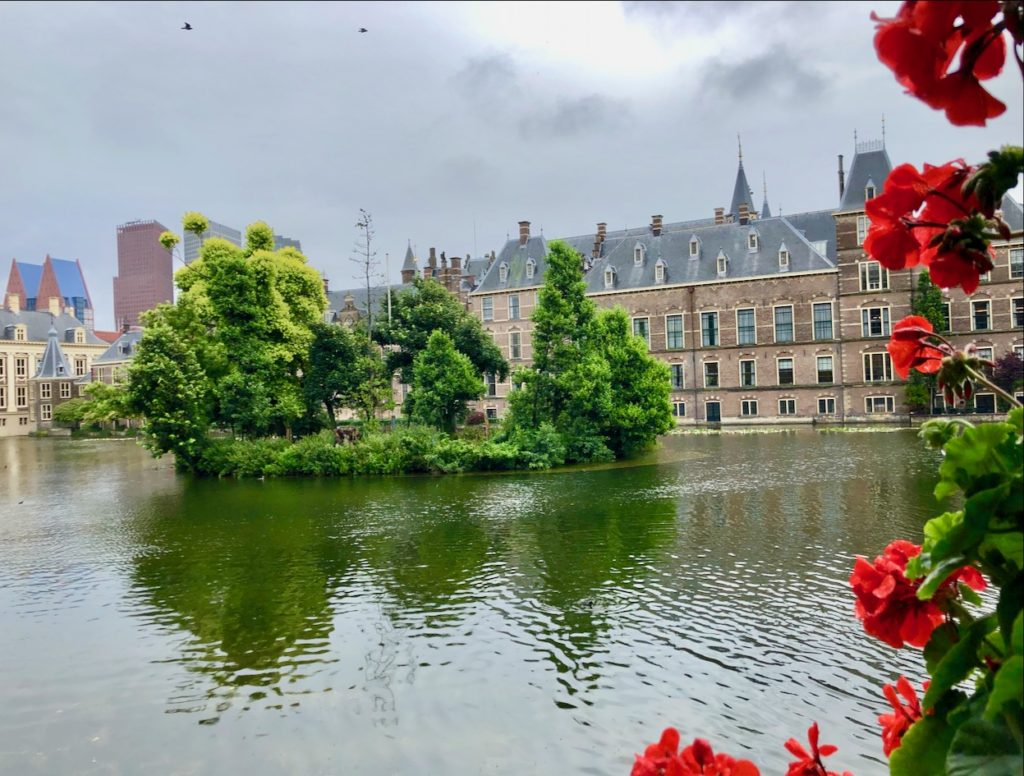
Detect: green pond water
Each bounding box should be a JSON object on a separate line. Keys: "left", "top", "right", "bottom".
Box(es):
{"left": 0, "top": 431, "right": 941, "bottom": 775}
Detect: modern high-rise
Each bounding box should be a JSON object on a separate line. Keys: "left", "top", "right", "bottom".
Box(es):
{"left": 114, "top": 220, "right": 175, "bottom": 329}
{"left": 183, "top": 220, "right": 243, "bottom": 264}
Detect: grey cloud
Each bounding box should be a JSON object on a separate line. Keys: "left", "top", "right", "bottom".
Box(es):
{"left": 452, "top": 52, "right": 522, "bottom": 112}
{"left": 518, "top": 94, "right": 631, "bottom": 140}
{"left": 622, "top": 0, "right": 769, "bottom": 31}
{"left": 701, "top": 51, "right": 826, "bottom": 102}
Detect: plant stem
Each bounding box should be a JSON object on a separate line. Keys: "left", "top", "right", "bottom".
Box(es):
{"left": 964, "top": 365, "right": 1022, "bottom": 408}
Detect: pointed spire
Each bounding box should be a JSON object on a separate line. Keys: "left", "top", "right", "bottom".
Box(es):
{"left": 761, "top": 172, "right": 772, "bottom": 218}
{"left": 33, "top": 317, "right": 73, "bottom": 379}
{"left": 729, "top": 151, "right": 754, "bottom": 219}
{"left": 401, "top": 240, "right": 417, "bottom": 271}
{"left": 737, "top": 133, "right": 743, "bottom": 162}
{"left": 881, "top": 114, "right": 886, "bottom": 147}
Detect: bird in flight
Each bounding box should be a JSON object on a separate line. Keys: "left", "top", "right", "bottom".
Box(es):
{"left": 358, "top": 27, "right": 368, "bottom": 33}
{"left": 181, "top": 22, "right": 193, "bottom": 30}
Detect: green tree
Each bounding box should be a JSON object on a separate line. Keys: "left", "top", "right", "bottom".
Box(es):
{"left": 907, "top": 270, "right": 947, "bottom": 412}
{"left": 52, "top": 398, "right": 90, "bottom": 429}
{"left": 304, "top": 322, "right": 365, "bottom": 422}
{"left": 376, "top": 277, "right": 507, "bottom": 384}
{"left": 83, "top": 382, "right": 135, "bottom": 426}
{"left": 406, "top": 330, "right": 483, "bottom": 434}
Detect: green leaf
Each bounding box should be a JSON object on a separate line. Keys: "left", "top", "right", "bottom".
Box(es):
{"left": 1014, "top": 611, "right": 1023, "bottom": 655}
{"left": 918, "top": 556, "right": 971, "bottom": 600}
{"left": 984, "top": 656, "right": 1023, "bottom": 721}
{"left": 920, "top": 419, "right": 959, "bottom": 450}
{"left": 997, "top": 581, "right": 1023, "bottom": 651}
{"left": 926, "top": 625, "right": 959, "bottom": 675}
{"left": 924, "top": 616, "right": 997, "bottom": 711}
{"left": 981, "top": 531, "right": 1024, "bottom": 571}
{"left": 1008, "top": 406, "right": 1023, "bottom": 436}
{"left": 889, "top": 715, "right": 955, "bottom": 776}
{"left": 960, "top": 583, "right": 984, "bottom": 607}
{"left": 946, "top": 717, "right": 1023, "bottom": 776}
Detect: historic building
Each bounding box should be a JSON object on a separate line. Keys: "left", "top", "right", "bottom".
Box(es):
{"left": 0, "top": 308, "right": 108, "bottom": 436}
{"left": 468, "top": 140, "right": 1024, "bottom": 424}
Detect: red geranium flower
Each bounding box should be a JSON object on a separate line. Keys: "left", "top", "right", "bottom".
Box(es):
{"left": 631, "top": 730, "right": 761, "bottom": 776}
{"left": 850, "top": 540, "right": 986, "bottom": 649}
{"left": 878, "top": 676, "right": 926, "bottom": 756}
{"left": 784, "top": 723, "right": 852, "bottom": 776}
{"left": 632, "top": 727, "right": 681, "bottom": 776}
{"left": 887, "top": 316, "right": 949, "bottom": 379}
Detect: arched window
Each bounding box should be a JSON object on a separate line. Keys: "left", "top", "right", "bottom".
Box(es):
{"left": 717, "top": 251, "right": 728, "bottom": 277}
{"left": 655, "top": 260, "right": 666, "bottom": 283}
{"left": 525, "top": 258, "right": 536, "bottom": 279}
{"left": 689, "top": 236, "right": 700, "bottom": 258}
{"left": 865, "top": 178, "right": 877, "bottom": 201}
{"left": 499, "top": 262, "right": 509, "bottom": 283}
{"left": 604, "top": 268, "right": 615, "bottom": 289}
{"left": 778, "top": 243, "right": 790, "bottom": 270}
{"left": 747, "top": 230, "right": 759, "bottom": 252}
{"left": 634, "top": 243, "right": 645, "bottom": 266}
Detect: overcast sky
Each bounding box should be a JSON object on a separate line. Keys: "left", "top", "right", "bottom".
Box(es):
{"left": 2, "top": 0, "right": 1022, "bottom": 330}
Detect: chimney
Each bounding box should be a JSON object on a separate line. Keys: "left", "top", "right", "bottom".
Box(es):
{"left": 48, "top": 296, "right": 61, "bottom": 316}
{"left": 440, "top": 251, "right": 448, "bottom": 268}
{"left": 5, "top": 293, "right": 18, "bottom": 314}
{"left": 838, "top": 154, "right": 845, "bottom": 200}
{"left": 738, "top": 203, "right": 750, "bottom": 225}
{"left": 121, "top": 318, "right": 131, "bottom": 334}
{"left": 714, "top": 207, "right": 725, "bottom": 225}
{"left": 597, "top": 222, "right": 607, "bottom": 242}
{"left": 518, "top": 221, "right": 531, "bottom": 246}
{"left": 322, "top": 276, "right": 330, "bottom": 294}
{"left": 428, "top": 247, "right": 437, "bottom": 268}
{"left": 651, "top": 214, "right": 663, "bottom": 237}
{"left": 451, "top": 255, "right": 462, "bottom": 271}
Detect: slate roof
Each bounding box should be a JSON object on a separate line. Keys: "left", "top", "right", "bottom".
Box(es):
{"left": 1002, "top": 194, "right": 1023, "bottom": 232}
{"left": 0, "top": 310, "right": 106, "bottom": 344}
{"left": 473, "top": 236, "right": 550, "bottom": 293}
{"left": 325, "top": 283, "right": 409, "bottom": 319}
{"left": 839, "top": 144, "right": 892, "bottom": 211}
{"left": 32, "top": 325, "right": 73, "bottom": 379}
{"left": 401, "top": 244, "right": 417, "bottom": 271}
{"left": 729, "top": 162, "right": 756, "bottom": 218}
{"left": 93, "top": 330, "right": 144, "bottom": 364}
{"left": 782, "top": 209, "right": 838, "bottom": 261}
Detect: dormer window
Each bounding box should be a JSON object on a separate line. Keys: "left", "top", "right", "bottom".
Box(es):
{"left": 498, "top": 262, "right": 509, "bottom": 283}
{"left": 778, "top": 243, "right": 790, "bottom": 270}
{"left": 655, "top": 260, "right": 666, "bottom": 283}
{"left": 525, "top": 258, "right": 536, "bottom": 280}
{"left": 14, "top": 325, "right": 26, "bottom": 342}
{"left": 716, "top": 252, "right": 728, "bottom": 277}
{"left": 74, "top": 328, "right": 85, "bottom": 344}
{"left": 747, "top": 230, "right": 759, "bottom": 252}
{"left": 865, "top": 179, "right": 877, "bottom": 201}
{"left": 689, "top": 236, "right": 700, "bottom": 258}
{"left": 634, "top": 243, "right": 645, "bottom": 266}
{"left": 604, "top": 268, "right": 616, "bottom": 289}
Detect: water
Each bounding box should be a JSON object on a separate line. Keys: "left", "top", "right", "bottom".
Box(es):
{"left": 0, "top": 431, "right": 941, "bottom": 775}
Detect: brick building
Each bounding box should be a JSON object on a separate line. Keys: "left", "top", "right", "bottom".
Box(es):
{"left": 114, "top": 220, "right": 175, "bottom": 329}
{"left": 468, "top": 140, "right": 1024, "bottom": 424}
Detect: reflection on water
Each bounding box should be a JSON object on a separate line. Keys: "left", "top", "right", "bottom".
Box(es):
{"left": 0, "top": 431, "right": 939, "bottom": 775}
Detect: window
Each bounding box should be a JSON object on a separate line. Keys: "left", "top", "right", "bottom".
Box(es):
{"left": 777, "top": 358, "right": 794, "bottom": 385}
{"left": 689, "top": 237, "right": 700, "bottom": 258}
{"left": 0, "top": 357, "right": 4, "bottom": 379}
{"left": 941, "top": 302, "right": 952, "bottom": 332}
{"left": 778, "top": 246, "right": 790, "bottom": 269}
{"left": 655, "top": 260, "right": 666, "bottom": 283}
{"left": 14, "top": 326, "right": 26, "bottom": 342}
{"left": 739, "top": 359, "right": 756, "bottom": 387}
{"left": 604, "top": 268, "right": 615, "bottom": 289}
{"left": 813, "top": 302, "right": 833, "bottom": 340}
{"left": 747, "top": 231, "right": 758, "bottom": 251}
{"left": 866, "top": 396, "right": 895, "bottom": 413}
{"left": 74, "top": 329, "right": 85, "bottom": 344}
{"left": 717, "top": 254, "right": 728, "bottom": 277}
{"left": 498, "top": 263, "right": 509, "bottom": 283}
{"left": 1016, "top": 345, "right": 1024, "bottom": 361}
{"left": 526, "top": 259, "right": 536, "bottom": 279}
{"left": 974, "top": 394, "right": 995, "bottom": 414}
{"left": 40, "top": 383, "right": 51, "bottom": 400}
{"left": 15, "top": 357, "right": 27, "bottom": 379}
{"left": 861, "top": 307, "right": 891, "bottom": 337}
{"left": 706, "top": 401, "right": 721, "bottom": 422}
{"left": 509, "top": 332, "right": 521, "bottom": 360}
{"left": 704, "top": 362, "right": 719, "bottom": 388}
{"left": 16, "top": 386, "right": 27, "bottom": 408}
{"left": 74, "top": 356, "right": 87, "bottom": 376}
{"left": 1011, "top": 248, "right": 1023, "bottom": 280}
{"left": 634, "top": 244, "right": 645, "bottom": 266}
{"left": 670, "top": 364, "right": 684, "bottom": 391}
{"left": 864, "top": 352, "right": 893, "bottom": 382}
{"left": 736, "top": 308, "right": 756, "bottom": 345}
{"left": 859, "top": 261, "right": 889, "bottom": 290}
{"left": 701, "top": 312, "right": 719, "bottom": 346}
{"left": 779, "top": 399, "right": 796, "bottom": 415}
{"left": 672, "top": 401, "right": 686, "bottom": 417}
{"left": 508, "top": 295, "right": 520, "bottom": 320}
{"left": 485, "top": 407, "right": 498, "bottom": 421}
{"left": 0, "top": 386, "right": 5, "bottom": 409}
{"left": 972, "top": 300, "right": 990, "bottom": 331}
{"left": 741, "top": 399, "right": 758, "bottom": 417}
{"left": 856, "top": 215, "right": 868, "bottom": 246}
{"left": 818, "top": 397, "right": 836, "bottom": 415}
{"left": 865, "top": 183, "right": 876, "bottom": 200}
{"left": 482, "top": 297, "right": 493, "bottom": 321}
{"left": 632, "top": 317, "right": 650, "bottom": 347}
{"left": 19, "top": 417, "right": 28, "bottom": 426}
{"left": 1012, "top": 297, "right": 1023, "bottom": 328}
{"left": 774, "top": 305, "right": 794, "bottom": 343}
{"left": 816, "top": 356, "right": 834, "bottom": 384}
{"left": 485, "top": 373, "right": 497, "bottom": 397}
{"left": 41, "top": 403, "right": 51, "bottom": 421}
{"left": 666, "top": 315, "right": 684, "bottom": 349}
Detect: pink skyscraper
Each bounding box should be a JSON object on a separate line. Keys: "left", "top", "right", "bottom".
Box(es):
{"left": 113, "top": 220, "right": 174, "bottom": 329}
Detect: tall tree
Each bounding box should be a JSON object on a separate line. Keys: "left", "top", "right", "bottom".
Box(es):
{"left": 304, "top": 321, "right": 393, "bottom": 425}
{"left": 351, "top": 209, "right": 381, "bottom": 337}
{"left": 375, "top": 277, "right": 507, "bottom": 385}
{"left": 406, "top": 330, "right": 483, "bottom": 434}
{"left": 906, "top": 269, "right": 946, "bottom": 412}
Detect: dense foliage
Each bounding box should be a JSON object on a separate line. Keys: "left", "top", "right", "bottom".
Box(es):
{"left": 505, "top": 240, "right": 672, "bottom": 462}
{"left": 304, "top": 321, "right": 392, "bottom": 425}
{"left": 406, "top": 330, "right": 483, "bottom": 434}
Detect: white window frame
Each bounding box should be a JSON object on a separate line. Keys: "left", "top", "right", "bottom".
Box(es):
{"left": 508, "top": 294, "right": 520, "bottom": 321}
{"left": 1013, "top": 297, "right": 1024, "bottom": 328}
{"left": 485, "top": 373, "right": 497, "bottom": 397}
{"left": 861, "top": 306, "right": 892, "bottom": 338}
{"left": 689, "top": 237, "right": 700, "bottom": 258}
{"left": 700, "top": 311, "right": 719, "bottom": 347}
{"left": 816, "top": 355, "right": 834, "bottom": 384}
{"left": 865, "top": 183, "right": 876, "bottom": 201}
{"left": 865, "top": 395, "right": 895, "bottom": 414}
{"left": 74, "top": 356, "right": 87, "bottom": 376}
{"left": 778, "top": 247, "right": 790, "bottom": 269}
{"left": 777, "top": 356, "right": 795, "bottom": 386}
{"left": 1009, "top": 247, "right": 1023, "bottom": 280}
{"left": 716, "top": 255, "right": 728, "bottom": 277}
{"left": 859, "top": 261, "right": 889, "bottom": 291}
{"left": 741, "top": 399, "right": 758, "bottom": 417}
{"left": 773, "top": 304, "right": 795, "bottom": 343}
{"left": 863, "top": 352, "right": 893, "bottom": 382}
{"left": 16, "top": 386, "right": 28, "bottom": 408}
{"left": 526, "top": 259, "right": 536, "bottom": 279}
{"left": 14, "top": 325, "right": 26, "bottom": 342}
{"left": 812, "top": 302, "right": 834, "bottom": 340}
{"left": 74, "top": 329, "right": 85, "bottom": 344}
{"left": 509, "top": 331, "right": 522, "bottom": 360}
{"left": 0, "top": 386, "right": 5, "bottom": 409}
{"left": 632, "top": 316, "right": 651, "bottom": 347}
{"left": 482, "top": 297, "right": 493, "bottom": 322}
{"left": 40, "top": 382, "right": 51, "bottom": 400}
{"left": 604, "top": 268, "right": 615, "bottom": 289}
{"left": 60, "top": 382, "right": 71, "bottom": 399}
{"left": 655, "top": 260, "right": 666, "bottom": 283}
{"left": 977, "top": 346, "right": 994, "bottom": 362}
{"left": 739, "top": 359, "right": 756, "bottom": 388}
{"left": 972, "top": 300, "right": 991, "bottom": 331}
{"left": 736, "top": 307, "right": 757, "bottom": 346}
{"left": 856, "top": 215, "right": 868, "bottom": 246}
{"left": 703, "top": 361, "right": 720, "bottom": 388}
{"left": 669, "top": 363, "right": 685, "bottom": 391}
{"left": 41, "top": 403, "right": 51, "bottom": 421}
{"left": 817, "top": 397, "right": 836, "bottom": 415}
{"left": 634, "top": 243, "right": 645, "bottom": 266}
{"left": 15, "top": 356, "right": 27, "bottom": 379}
{"left": 779, "top": 398, "right": 796, "bottom": 415}
{"left": 665, "top": 314, "right": 684, "bottom": 350}
{"left": 941, "top": 302, "right": 952, "bottom": 332}
{"left": 498, "top": 263, "right": 509, "bottom": 283}
{"left": 747, "top": 231, "right": 758, "bottom": 252}
{"left": 672, "top": 401, "right": 686, "bottom": 417}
